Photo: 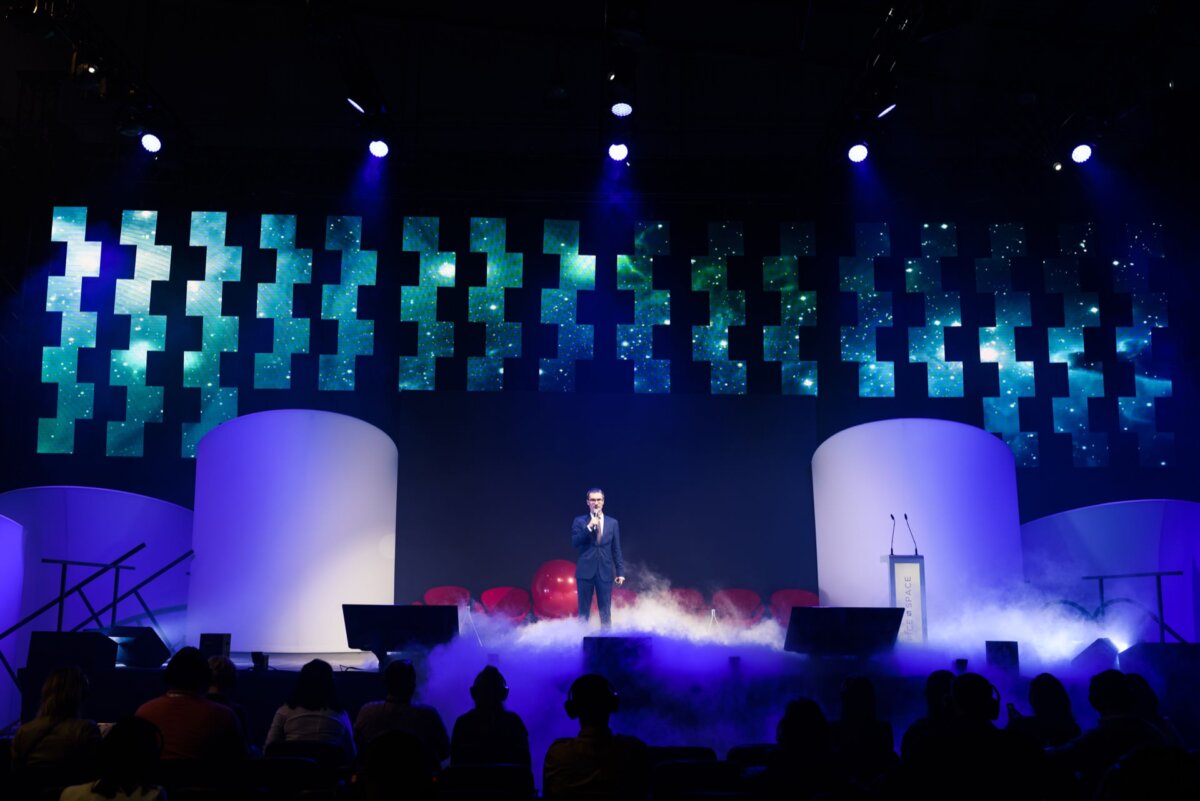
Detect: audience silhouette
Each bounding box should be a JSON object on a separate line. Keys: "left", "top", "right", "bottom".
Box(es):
{"left": 134, "top": 647, "right": 245, "bottom": 762}
{"left": 450, "top": 665, "right": 532, "bottom": 769}
{"left": 543, "top": 673, "right": 649, "bottom": 799}
{"left": 265, "top": 657, "right": 355, "bottom": 762}
{"left": 353, "top": 658, "right": 449, "bottom": 775}
{"left": 59, "top": 716, "right": 165, "bottom": 801}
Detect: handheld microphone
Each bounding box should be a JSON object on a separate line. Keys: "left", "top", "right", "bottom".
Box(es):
{"left": 889, "top": 513, "right": 896, "bottom": 556}
{"left": 904, "top": 513, "right": 919, "bottom": 555}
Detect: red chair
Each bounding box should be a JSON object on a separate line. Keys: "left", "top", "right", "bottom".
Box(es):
{"left": 423, "top": 585, "right": 483, "bottom": 613}
{"left": 711, "top": 588, "right": 764, "bottom": 626}
{"left": 480, "top": 586, "right": 532, "bottom": 621}
{"left": 667, "top": 588, "right": 708, "bottom": 616}
{"left": 531, "top": 559, "right": 578, "bottom": 619}
{"left": 769, "top": 588, "right": 820, "bottom": 623}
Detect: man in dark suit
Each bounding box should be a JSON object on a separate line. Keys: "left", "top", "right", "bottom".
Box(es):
{"left": 571, "top": 487, "right": 625, "bottom": 628}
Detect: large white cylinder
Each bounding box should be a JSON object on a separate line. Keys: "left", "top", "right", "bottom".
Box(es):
{"left": 811, "top": 419, "right": 1023, "bottom": 630}
{"left": 1022, "top": 500, "right": 1200, "bottom": 643}
{"left": 187, "top": 410, "right": 397, "bottom": 652}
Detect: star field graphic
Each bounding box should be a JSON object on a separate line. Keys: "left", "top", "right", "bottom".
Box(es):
{"left": 1047, "top": 224, "right": 1106, "bottom": 467}
{"left": 540, "top": 220, "right": 595, "bottom": 392}
{"left": 32, "top": 208, "right": 1177, "bottom": 468}
{"left": 976, "top": 224, "right": 1038, "bottom": 467}
{"left": 907, "top": 224, "right": 963, "bottom": 397}
{"left": 617, "top": 222, "right": 671, "bottom": 394}
{"left": 467, "top": 218, "right": 522, "bottom": 391}
{"left": 692, "top": 222, "right": 747, "bottom": 394}
{"left": 39, "top": 207, "right": 102, "bottom": 454}
{"left": 107, "top": 211, "right": 170, "bottom": 456}
{"left": 400, "top": 217, "right": 456, "bottom": 391}
{"left": 764, "top": 223, "right": 817, "bottom": 395}
{"left": 181, "top": 212, "right": 241, "bottom": 458}
{"left": 1115, "top": 224, "right": 1172, "bottom": 466}
{"left": 255, "top": 214, "right": 312, "bottom": 390}
{"left": 840, "top": 223, "right": 893, "bottom": 397}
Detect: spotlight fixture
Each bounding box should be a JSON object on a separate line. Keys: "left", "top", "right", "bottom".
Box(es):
{"left": 1052, "top": 161, "right": 1063, "bottom": 172}
{"left": 368, "top": 139, "right": 389, "bottom": 158}
{"left": 608, "top": 143, "right": 629, "bottom": 161}
{"left": 877, "top": 103, "right": 897, "bottom": 118}
{"left": 140, "top": 133, "right": 162, "bottom": 153}
{"left": 847, "top": 143, "right": 869, "bottom": 163}
{"left": 611, "top": 102, "right": 633, "bottom": 118}
{"left": 347, "top": 97, "right": 367, "bottom": 114}
{"left": 1071, "top": 144, "right": 1092, "bottom": 164}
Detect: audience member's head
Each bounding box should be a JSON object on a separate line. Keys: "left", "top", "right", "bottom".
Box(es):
{"left": 564, "top": 674, "right": 619, "bottom": 728}
{"left": 1028, "top": 672, "right": 1074, "bottom": 721}
{"left": 924, "top": 669, "right": 955, "bottom": 719}
{"left": 163, "top": 647, "right": 211, "bottom": 695}
{"left": 1125, "top": 673, "right": 1160, "bottom": 718}
{"left": 383, "top": 658, "right": 417, "bottom": 703}
{"left": 289, "top": 658, "right": 343, "bottom": 712}
{"left": 776, "top": 697, "right": 828, "bottom": 751}
{"left": 93, "top": 717, "right": 163, "bottom": 799}
{"left": 208, "top": 655, "right": 237, "bottom": 695}
{"left": 840, "top": 675, "right": 878, "bottom": 722}
{"left": 37, "top": 666, "right": 89, "bottom": 721}
{"left": 1088, "top": 670, "right": 1133, "bottom": 717}
{"left": 470, "top": 666, "right": 509, "bottom": 709}
{"left": 952, "top": 672, "right": 999, "bottom": 723}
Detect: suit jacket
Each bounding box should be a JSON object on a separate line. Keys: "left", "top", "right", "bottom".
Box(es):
{"left": 571, "top": 514, "right": 623, "bottom": 582}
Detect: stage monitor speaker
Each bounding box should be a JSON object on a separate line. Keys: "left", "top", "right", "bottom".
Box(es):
{"left": 986, "top": 641, "right": 1020, "bottom": 674}
{"left": 199, "top": 633, "right": 232, "bottom": 659}
{"left": 100, "top": 626, "right": 171, "bottom": 668}
{"left": 1118, "top": 643, "right": 1200, "bottom": 680}
{"left": 343, "top": 604, "right": 459, "bottom": 662}
{"left": 26, "top": 631, "right": 117, "bottom": 675}
{"left": 1071, "top": 638, "right": 1118, "bottom": 674}
{"left": 783, "top": 607, "right": 904, "bottom": 657}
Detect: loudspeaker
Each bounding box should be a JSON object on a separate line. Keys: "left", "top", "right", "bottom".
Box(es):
{"left": 783, "top": 607, "right": 904, "bottom": 657}
{"left": 26, "top": 631, "right": 117, "bottom": 674}
{"left": 199, "top": 633, "right": 231, "bottom": 659}
{"left": 99, "top": 626, "right": 171, "bottom": 668}
{"left": 1071, "top": 638, "right": 1119, "bottom": 674}
{"left": 986, "top": 641, "right": 1020, "bottom": 674}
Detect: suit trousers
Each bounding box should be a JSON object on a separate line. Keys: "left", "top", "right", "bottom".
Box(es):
{"left": 577, "top": 574, "right": 613, "bottom": 627}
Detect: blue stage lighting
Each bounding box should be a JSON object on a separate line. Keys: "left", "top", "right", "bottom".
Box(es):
{"left": 1071, "top": 144, "right": 1092, "bottom": 163}
{"left": 140, "top": 133, "right": 162, "bottom": 153}
{"left": 347, "top": 97, "right": 366, "bottom": 114}
{"left": 848, "top": 143, "right": 868, "bottom": 163}
{"left": 877, "top": 103, "right": 897, "bottom": 118}
{"left": 611, "top": 102, "right": 633, "bottom": 117}
{"left": 608, "top": 143, "right": 629, "bottom": 161}
{"left": 369, "top": 139, "right": 389, "bottom": 158}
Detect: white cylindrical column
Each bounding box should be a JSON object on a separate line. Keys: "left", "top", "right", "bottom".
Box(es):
{"left": 811, "top": 419, "right": 1023, "bottom": 630}
{"left": 187, "top": 410, "right": 397, "bottom": 652}
{"left": 1022, "top": 500, "right": 1200, "bottom": 643}
{"left": 0, "top": 514, "right": 23, "bottom": 724}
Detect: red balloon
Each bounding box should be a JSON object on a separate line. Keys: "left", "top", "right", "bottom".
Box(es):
{"left": 532, "top": 559, "right": 578, "bottom": 619}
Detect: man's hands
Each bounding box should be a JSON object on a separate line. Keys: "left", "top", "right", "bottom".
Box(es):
{"left": 615, "top": 576, "right": 625, "bottom": 586}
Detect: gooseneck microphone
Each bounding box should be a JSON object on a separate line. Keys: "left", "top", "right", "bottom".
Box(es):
{"left": 889, "top": 513, "right": 896, "bottom": 556}
{"left": 904, "top": 513, "right": 919, "bottom": 555}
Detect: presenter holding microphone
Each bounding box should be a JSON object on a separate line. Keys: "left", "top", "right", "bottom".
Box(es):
{"left": 571, "top": 487, "right": 625, "bottom": 628}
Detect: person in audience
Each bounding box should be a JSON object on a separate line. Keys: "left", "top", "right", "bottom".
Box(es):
{"left": 1006, "top": 672, "right": 1080, "bottom": 748}
{"left": 135, "top": 646, "right": 245, "bottom": 761}
{"left": 758, "top": 697, "right": 836, "bottom": 799}
{"left": 265, "top": 658, "right": 356, "bottom": 761}
{"left": 900, "top": 668, "right": 955, "bottom": 775}
{"left": 543, "top": 673, "right": 648, "bottom": 799}
{"left": 354, "top": 658, "right": 449, "bottom": 772}
{"left": 1049, "top": 669, "right": 1167, "bottom": 797}
{"left": 1125, "top": 672, "right": 1183, "bottom": 748}
{"left": 11, "top": 666, "right": 100, "bottom": 784}
{"left": 450, "top": 666, "right": 531, "bottom": 768}
{"left": 206, "top": 654, "right": 250, "bottom": 737}
{"left": 60, "top": 716, "right": 166, "bottom": 801}
{"left": 828, "top": 674, "right": 898, "bottom": 788}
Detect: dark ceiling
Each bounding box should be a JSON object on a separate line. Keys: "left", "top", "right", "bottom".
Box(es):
{"left": 0, "top": 0, "right": 1197, "bottom": 198}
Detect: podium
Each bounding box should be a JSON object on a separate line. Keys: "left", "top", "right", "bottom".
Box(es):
{"left": 889, "top": 554, "right": 927, "bottom": 644}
